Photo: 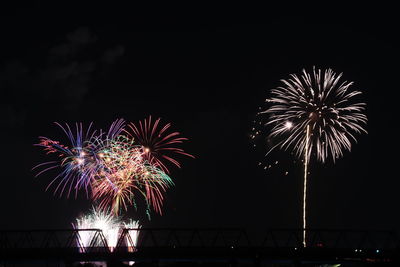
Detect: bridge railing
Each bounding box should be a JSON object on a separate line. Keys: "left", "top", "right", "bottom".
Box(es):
{"left": 1, "top": 228, "right": 399, "bottom": 253}
{"left": 262, "top": 229, "right": 399, "bottom": 249}
{"left": 0, "top": 229, "right": 109, "bottom": 253}
{"left": 115, "top": 228, "right": 250, "bottom": 250}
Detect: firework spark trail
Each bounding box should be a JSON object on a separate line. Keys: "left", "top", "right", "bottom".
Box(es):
{"left": 33, "top": 122, "right": 98, "bottom": 198}
{"left": 127, "top": 116, "right": 194, "bottom": 173}
{"left": 106, "top": 118, "right": 126, "bottom": 139}
{"left": 138, "top": 164, "right": 174, "bottom": 215}
{"left": 303, "top": 125, "right": 310, "bottom": 247}
{"left": 256, "top": 67, "right": 367, "bottom": 247}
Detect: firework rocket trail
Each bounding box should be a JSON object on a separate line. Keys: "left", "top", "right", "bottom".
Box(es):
{"left": 123, "top": 219, "right": 141, "bottom": 252}
{"left": 257, "top": 67, "right": 367, "bottom": 246}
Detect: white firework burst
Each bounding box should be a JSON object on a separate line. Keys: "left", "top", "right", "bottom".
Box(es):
{"left": 73, "top": 208, "right": 121, "bottom": 251}
{"left": 123, "top": 219, "right": 141, "bottom": 248}
{"left": 260, "top": 67, "right": 367, "bottom": 163}
{"left": 255, "top": 67, "right": 367, "bottom": 247}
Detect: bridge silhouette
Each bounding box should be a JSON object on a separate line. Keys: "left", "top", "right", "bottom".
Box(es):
{"left": 1, "top": 228, "right": 399, "bottom": 266}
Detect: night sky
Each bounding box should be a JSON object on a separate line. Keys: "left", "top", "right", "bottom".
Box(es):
{"left": 1, "top": 4, "right": 399, "bottom": 240}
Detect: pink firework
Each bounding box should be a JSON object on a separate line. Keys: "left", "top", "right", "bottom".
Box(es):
{"left": 127, "top": 116, "right": 194, "bottom": 173}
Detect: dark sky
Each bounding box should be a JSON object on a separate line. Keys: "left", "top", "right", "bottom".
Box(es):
{"left": 1, "top": 4, "right": 399, "bottom": 240}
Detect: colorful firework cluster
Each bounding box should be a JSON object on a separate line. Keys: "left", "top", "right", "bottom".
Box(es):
{"left": 34, "top": 116, "right": 193, "bottom": 216}
{"left": 33, "top": 116, "right": 193, "bottom": 250}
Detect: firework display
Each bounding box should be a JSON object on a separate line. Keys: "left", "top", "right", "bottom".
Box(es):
{"left": 255, "top": 67, "right": 367, "bottom": 163}
{"left": 34, "top": 117, "right": 193, "bottom": 217}
{"left": 127, "top": 116, "right": 195, "bottom": 173}
{"left": 33, "top": 122, "right": 98, "bottom": 198}
{"left": 254, "top": 67, "right": 367, "bottom": 246}
{"left": 74, "top": 208, "right": 122, "bottom": 251}
{"left": 73, "top": 208, "right": 141, "bottom": 253}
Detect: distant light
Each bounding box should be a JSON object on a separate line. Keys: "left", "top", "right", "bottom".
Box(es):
{"left": 376, "top": 249, "right": 380, "bottom": 253}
